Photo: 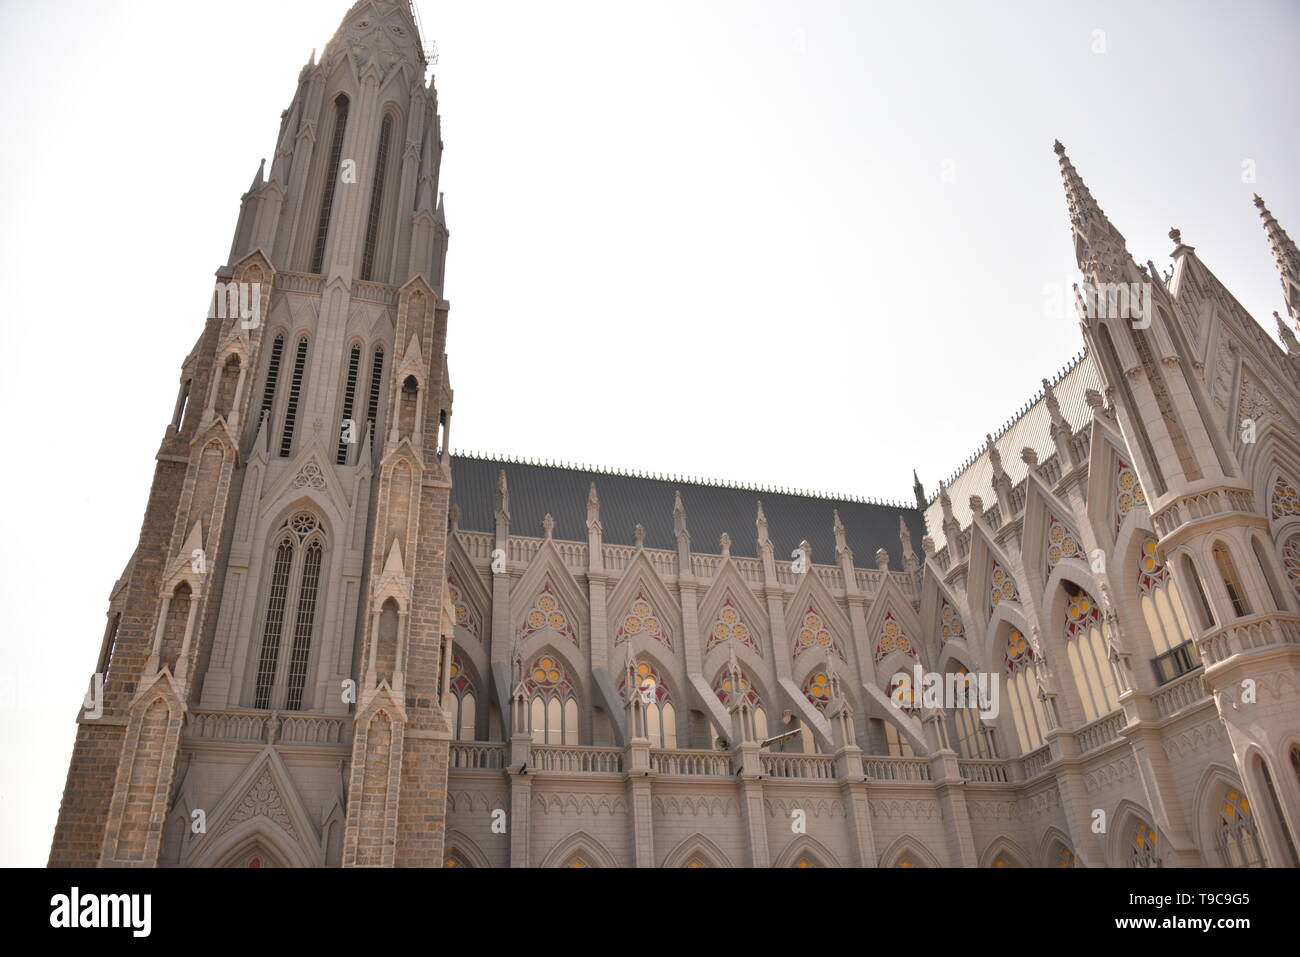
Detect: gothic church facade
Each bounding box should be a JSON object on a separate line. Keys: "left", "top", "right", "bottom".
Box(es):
{"left": 49, "top": 1, "right": 1300, "bottom": 868}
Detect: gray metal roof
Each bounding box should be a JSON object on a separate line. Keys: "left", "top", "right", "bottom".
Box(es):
{"left": 922, "top": 349, "right": 1104, "bottom": 550}
{"left": 450, "top": 454, "right": 927, "bottom": 569}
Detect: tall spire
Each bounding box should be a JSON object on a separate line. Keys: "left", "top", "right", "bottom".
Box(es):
{"left": 1254, "top": 194, "right": 1300, "bottom": 322}
{"left": 1054, "top": 140, "right": 1132, "bottom": 283}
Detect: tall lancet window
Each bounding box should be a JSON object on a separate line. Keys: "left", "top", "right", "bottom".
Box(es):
{"left": 360, "top": 114, "right": 394, "bottom": 282}
{"left": 366, "top": 346, "right": 385, "bottom": 449}
{"left": 279, "top": 337, "right": 309, "bottom": 457}
{"left": 253, "top": 512, "right": 327, "bottom": 710}
{"left": 259, "top": 334, "right": 285, "bottom": 427}
{"left": 310, "top": 94, "right": 351, "bottom": 275}
{"left": 337, "top": 344, "right": 362, "bottom": 464}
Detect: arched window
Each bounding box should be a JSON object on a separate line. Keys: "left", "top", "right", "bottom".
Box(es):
{"left": 97, "top": 612, "right": 122, "bottom": 688}
{"left": 1097, "top": 324, "right": 1166, "bottom": 495}
{"left": 1212, "top": 541, "right": 1252, "bottom": 618}
{"left": 336, "top": 344, "right": 362, "bottom": 464}
{"left": 279, "top": 337, "right": 309, "bottom": 457}
{"left": 398, "top": 375, "right": 419, "bottom": 439}
{"left": 1062, "top": 583, "right": 1120, "bottom": 721}
{"left": 948, "top": 665, "right": 993, "bottom": 759}
{"left": 360, "top": 113, "right": 393, "bottom": 282}
{"left": 366, "top": 345, "right": 385, "bottom": 450}
{"left": 259, "top": 334, "right": 285, "bottom": 429}
{"left": 172, "top": 378, "right": 191, "bottom": 430}
{"left": 1216, "top": 789, "right": 1265, "bottom": 867}
{"left": 1137, "top": 536, "right": 1195, "bottom": 663}
{"left": 1055, "top": 846, "right": 1076, "bottom": 868}
{"left": 1004, "top": 629, "right": 1050, "bottom": 754}
{"left": 1251, "top": 536, "right": 1288, "bottom": 611}
{"left": 524, "top": 655, "right": 578, "bottom": 745}
{"left": 1285, "top": 535, "right": 1300, "bottom": 602}
{"left": 1179, "top": 554, "right": 1216, "bottom": 630}
{"left": 619, "top": 661, "right": 676, "bottom": 748}
{"left": 1129, "top": 821, "right": 1162, "bottom": 868}
{"left": 253, "top": 512, "right": 326, "bottom": 710}
{"left": 1270, "top": 475, "right": 1300, "bottom": 521}
{"left": 448, "top": 654, "right": 477, "bottom": 741}
{"left": 310, "top": 94, "right": 350, "bottom": 274}
{"left": 885, "top": 675, "right": 924, "bottom": 757}
{"left": 1257, "top": 757, "right": 1300, "bottom": 866}
{"left": 713, "top": 666, "right": 767, "bottom": 743}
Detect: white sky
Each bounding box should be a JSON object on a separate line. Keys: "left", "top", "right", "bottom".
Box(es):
{"left": 0, "top": 0, "right": 1296, "bottom": 866}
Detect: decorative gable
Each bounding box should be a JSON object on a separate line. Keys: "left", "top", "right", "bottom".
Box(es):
{"left": 874, "top": 611, "right": 916, "bottom": 663}
{"left": 939, "top": 598, "right": 965, "bottom": 646}
{"left": 614, "top": 590, "right": 672, "bottom": 652}
{"left": 1045, "top": 515, "right": 1085, "bottom": 576}
{"left": 989, "top": 562, "right": 1022, "bottom": 617}
{"left": 706, "top": 598, "right": 759, "bottom": 656}
{"left": 1271, "top": 475, "right": 1299, "bottom": 520}
{"left": 1115, "top": 459, "right": 1147, "bottom": 530}
{"left": 519, "top": 583, "right": 577, "bottom": 646}
{"left": 792, "top": 605, "right": 845, "bottom": 662}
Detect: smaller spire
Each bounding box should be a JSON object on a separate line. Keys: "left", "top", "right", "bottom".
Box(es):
{"left": 248, "top": 158, "right": 266, "bottom": 193}
{"left": 633, "top": 523, "right": 645, "bottom": 548}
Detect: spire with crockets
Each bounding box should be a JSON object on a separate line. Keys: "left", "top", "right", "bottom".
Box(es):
{"left": 1254, "top": 194, "right": 1300, "bottom": 323}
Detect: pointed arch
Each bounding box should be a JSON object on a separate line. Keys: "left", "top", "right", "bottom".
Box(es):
{"left": 1109, "top": 799, "right": 1166, "bottom": 868}
{"left": 772, "top": 833, "right": 843, "bottom": 868}
{"left": 979, "top": 834, "right": 1031, "bottom": 868}
{"left": 1037, "top": 826, "right": 1079, "bottom": 867}
{"left": 609, "top": 556, "right": 679, "bottom": 654}
{"left": 443, "top": 829, "right": 492, "bottom": 869}
{"left": 661, "top": 832, "right": 736, "bottom": 869}
{"left": 538, "top": 830, "right": 620, "bottom": 868}
{"left": 878, "top": 834, "right": 943, "bottom": 868}
{"left": 786, "top": 568, "right": 852, "bottom": 672}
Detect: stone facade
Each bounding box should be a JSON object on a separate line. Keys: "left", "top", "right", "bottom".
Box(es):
{"left": 49, "top": 1, "right": 1300, "bottom": 868}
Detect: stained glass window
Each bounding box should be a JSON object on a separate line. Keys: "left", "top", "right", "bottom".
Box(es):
{"left": 1045, "top": 515, "right": 1086, "bottom": 575}
{"left": 619, "top": 661, "right": 676, "bottom": 747}
{"left": 1063, "top": 586, "right": 1119, "bottom": 720}
{"left": 939, "top": 599, "right": 965, "bottom": 646}
{"left": 519, "top": 583, "right": 576, "bottom": 645}
{"left": 1271, "top": 475, "right": 1300, "bottom": 520}
{"left": 449, "top": 655, "right": 476, "bottom": 740}
{"left": 614, "top": 591, "right": 672, "bottom": 651}
{"left": 525, "top": 655, "right": 577, "bottom": 745}
{"left": 793, "top": 606, "right": 845, "bottom": 661}
{"left": 874, "top": 611, "right": 915, "bottom": 662}
{"left": 989, "top": 562, "right": 1021, "bottom": 617}
{"left": 447, "top": 575, "right": 479, "bottom": 639}
{"left": 706, "top": 598, "right": 759, "bottom": 655}
{"left": 1004, "top": 629, "right": 1049, "bottom": 753}
{"left": 1115, "top": 459, "right": 1147, "bottom": 530}
{"left": 253, "top": 512, "right": 326, "bottom": 710}
{"left": 804, "top": 670, "right": 832, "bottom": 711}
{"left": 1284, "top": 535, "right": 1300, "bottom": 601}
{"left": 1216, "top": 790, "right": 1265, "bottom": 867}
{"left": 1130, "top": 822, "right": 1162, "bottom": 868}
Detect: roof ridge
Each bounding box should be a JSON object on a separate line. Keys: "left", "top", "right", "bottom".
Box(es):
{"left": 928, "top": 347, "right": 1089, "bottom": 502}
{"left": 449, "top": 449, "right": 916, "bottom": 510}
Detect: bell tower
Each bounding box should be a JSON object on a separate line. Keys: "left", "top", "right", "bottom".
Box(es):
{"left": 49, "top": 0, "right": 458, "bottom": 868}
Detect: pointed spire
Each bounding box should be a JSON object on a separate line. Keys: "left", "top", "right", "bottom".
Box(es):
{"left": 1276, "top": 312, "right": 1300, "bottom": 355}
{"left": 248, "top": 157, "right": 266, "bottom": 194}
{"left": 586, "top": 481, "right": 601, "bottom": 531}
{"left": 1054, "top": 140, "right": 1131, "bottom": 282}
{"left": 495, "top": 469, "right": 509, "bottom": 522}
{"left": 833, "top": 510, "right": 850, "bottom": 563}
{"left": 912, "top": 469, "right": 926, "bottom": 512}
{"left": 673, "top": 490, "right": 687, "bottom": 539}
{"left": 899, "top": 515, "right": 917, "bottom": 568}
{"left": 1255, "top": 194, "right": 1300, "bottom": 321}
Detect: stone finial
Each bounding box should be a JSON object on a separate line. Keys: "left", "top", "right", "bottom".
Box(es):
{"left": 938, "top": 483, "right": 954, "bottom": 521}
{"left": 1021, "top": 447, "right": 1038, "bottom": 467}
{"left": 875, "top": 547, "right": 890, "bottom": 571}
{"left": 634, "top": 523, "right": 645, "bottom": 548}
{"left": 448, "top": 502, "right": 460, "bottom": 532}
{"left": 921, "top": 535, "right": 935, "bottom": 555}
{"left": 833, "top": 510, "right": 850, "bottom": 561}
{"left": 1169, "top": 227, "right": 1182, "bottom": 245}
{"left": 719, "top": 532, "right": 732, "bottom": 558}
{"left": 898, "top": 515, "right": 916, "bottom": 558}
{"left": 542, "top": 513, "right": 554, "bottom": 540}
{"left": 798, "top": 539, "right": 813, "bottom": 566}
{"left": 586, "top": 481, "right": 601, "bottom": 532}
{"left": 673, "top": 490, "right": 687, "bottom": 540}
{"left": 1277, "top": 311, "right": 1299, "bottom": 354}
{"left": 986, "top": 434, "right": 1003, "bottom": 476}
{"left": 969, "top": 495, "right": 984, "bottom": 518}
{"left": 1084, "top": 388, "right": 1104, "bottom": 410}
{"left": 495, "top": 469, "right": 509, "bottom": 521}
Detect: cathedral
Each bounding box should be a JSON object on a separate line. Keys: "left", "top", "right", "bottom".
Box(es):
{"left": 48, "top": 1, "right": 1300, "bottom": 869}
